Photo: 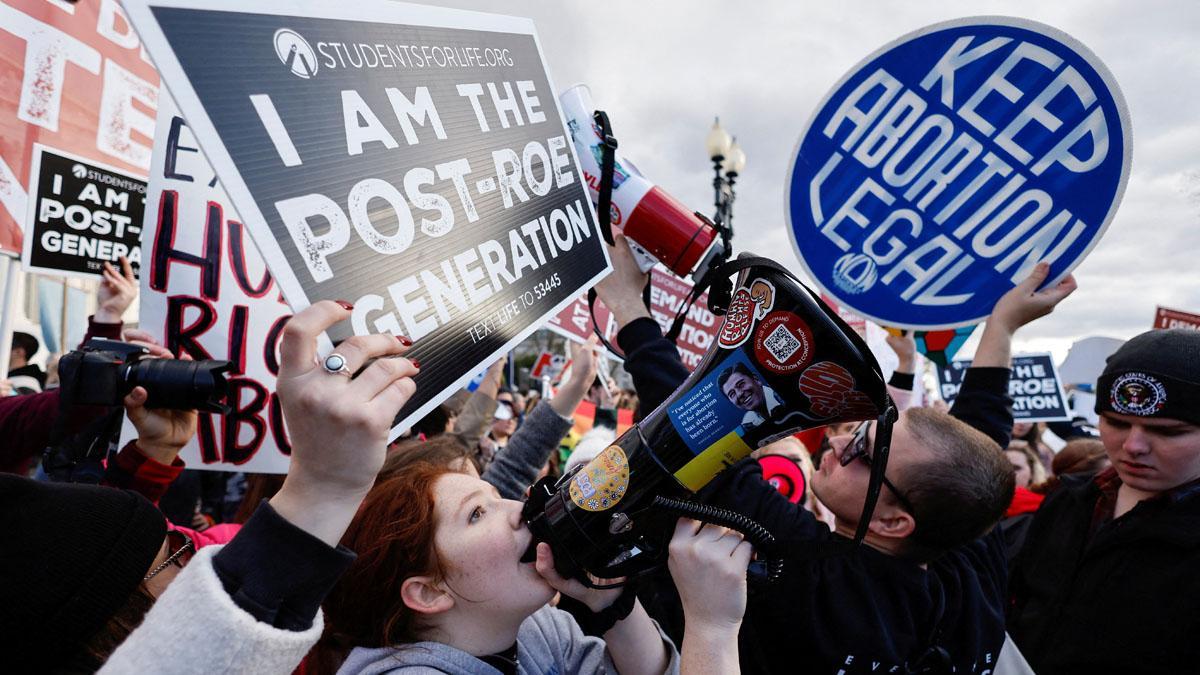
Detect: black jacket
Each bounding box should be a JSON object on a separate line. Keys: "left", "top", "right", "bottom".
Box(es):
{"left": 1008, "top": 473, "right": 1200, "bottom": 674}
{"left": 617, "top": 318, "right": 1015, "bottom": 674}
{"left": 617, "top": 317, "right": 691, "bottom": 421}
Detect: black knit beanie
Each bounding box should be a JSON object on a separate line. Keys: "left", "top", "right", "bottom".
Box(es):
{"left": 1095, "top": 329, "right": 1200, "bottom": 426}
{"left": 0, "top": 475, "right": 167, "bottom": 657}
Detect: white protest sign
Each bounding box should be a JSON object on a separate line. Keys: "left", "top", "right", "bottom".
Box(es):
{"left": 121, "top": 94, "right": 293, "bottom": 473}
{"left": 123, "top": 0, "right": 612, "bottom": 440}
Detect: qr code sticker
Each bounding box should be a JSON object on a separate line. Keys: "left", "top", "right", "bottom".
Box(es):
{"left": 764, "top": 323, "right": 801, "bottom": 363}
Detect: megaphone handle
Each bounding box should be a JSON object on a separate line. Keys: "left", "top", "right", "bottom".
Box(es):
{"left": 650, "top": 495, "right": 785, "bottom": 584}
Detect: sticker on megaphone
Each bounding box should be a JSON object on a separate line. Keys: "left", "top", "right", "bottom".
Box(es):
{"left": 560, "top": 84, "right": 721, "bottom": 278}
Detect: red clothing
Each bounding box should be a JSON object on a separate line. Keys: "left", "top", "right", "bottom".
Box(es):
{"left": 102, "top": 440, "right": 241, "bottom": 545}
{"left": 0, "top": 316, "right": 124, "bottom": 475}
{"left": 1005, "top": 486, "right": 1045, "bottom": 518}
{"left": 103, "top": 440, "right": 186, "bottom": 503}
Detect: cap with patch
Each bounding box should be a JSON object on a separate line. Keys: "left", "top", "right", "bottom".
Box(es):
{"left": 1096, "top": 329, "right": 1200, "bottom": 427}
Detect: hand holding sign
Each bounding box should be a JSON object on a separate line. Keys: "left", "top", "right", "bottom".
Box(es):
{"left": 269, "top": 300, "right": 417, "bottom": 546}
{"left": 975, "top": 262, "right": 1077, "bottom": 370}
{"left": 989, "top": 262, "right": 1078, "bottom": 336}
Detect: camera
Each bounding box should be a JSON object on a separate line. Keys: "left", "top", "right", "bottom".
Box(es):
{"left": 58, "top": 339, "right": 233, "bottom": 414}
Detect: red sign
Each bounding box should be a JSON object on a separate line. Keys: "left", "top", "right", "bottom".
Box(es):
{"left": 546, "top": 294, "right": 616, "bottom": 345}
{"left": 0, "top": 1, "right": 160, "bottom": 253}
{"left": 545, "top": 270, "right": 719, "bottom": 371}
{"left": 530, "top": 351, "right": 571, "bottom": 380}
{"left": 1154, "top": 306, "right": 1200, "bottom": 331}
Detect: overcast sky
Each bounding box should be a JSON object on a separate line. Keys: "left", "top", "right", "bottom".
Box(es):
{"left": 427, "top": 0, "right": 1200, "bottom": 361}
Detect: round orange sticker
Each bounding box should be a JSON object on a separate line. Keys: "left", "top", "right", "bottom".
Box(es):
{"left": 569, "top": 445, "right": 630, "bottom": 512}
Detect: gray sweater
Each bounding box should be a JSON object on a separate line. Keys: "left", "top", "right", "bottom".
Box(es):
{"left": 481, "top": 401, "right": 572, "bottom": 500}
{"left": 336, "top": 604, "right": 680, "bottom": 675}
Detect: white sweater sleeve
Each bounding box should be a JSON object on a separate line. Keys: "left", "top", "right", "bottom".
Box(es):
{"left": 100, "top": 546, "right": 323, "bottom": 675}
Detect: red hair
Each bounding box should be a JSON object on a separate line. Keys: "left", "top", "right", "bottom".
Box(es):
{"left": 322, "top": 462, "right": 455, "bottom": 652}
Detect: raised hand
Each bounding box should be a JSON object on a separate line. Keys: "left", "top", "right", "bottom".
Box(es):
{"left": 95, "top": 256, "right": 138, "bottom": 324}
{"left": 989, "top": 262, "right": 1077, "bottom": 336}
{"left": 268, "top": 301, "right": 418, "bottom": 545}
{"left": 550, "top": 335, "right": 601, "bottom": 417}
{"left": 594, "top": 234, "right": 651, "bottom": 328}
{"left": 973, "top": 262, "right": 1077, "bottom": 369}
{"left": 884, "top": 330, "right": 916, "bottom": 374}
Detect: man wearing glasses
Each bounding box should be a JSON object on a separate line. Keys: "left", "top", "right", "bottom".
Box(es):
{"left": 596, "top": 236, "right": 1075, "bottom": 674}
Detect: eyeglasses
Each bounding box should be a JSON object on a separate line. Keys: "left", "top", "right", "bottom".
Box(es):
{"left": 839, "top": 420, "right": 917, "bottom": 517}
{"left": 145, "top": 530, "right": 195, "bottom": 581}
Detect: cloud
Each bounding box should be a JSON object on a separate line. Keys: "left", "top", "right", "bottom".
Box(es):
{"left": 432, "top": 0, "right": 1200, "bottom": 352}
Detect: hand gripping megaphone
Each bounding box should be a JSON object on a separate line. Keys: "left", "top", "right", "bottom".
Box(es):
{"left": 523, "top": 256, "right": 896, "bottom": 585}
{"left": 560, "top": 84, "right": 724, "bottom": 279}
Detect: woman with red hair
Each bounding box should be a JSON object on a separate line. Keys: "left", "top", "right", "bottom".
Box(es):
{"left": 322, "top": 461, "right": 753, "bottom": 674}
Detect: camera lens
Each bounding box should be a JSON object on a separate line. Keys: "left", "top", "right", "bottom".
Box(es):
{"left": 126, "top": 358, "right": 234, "bottom": 414}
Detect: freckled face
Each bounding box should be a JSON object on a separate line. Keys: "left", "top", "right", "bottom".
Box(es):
{"left": 430, "top": 473, "right": 554, "bottom": 616}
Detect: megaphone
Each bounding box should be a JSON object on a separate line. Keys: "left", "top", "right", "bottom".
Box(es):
{"left": 523, "top": 256, "right": 894, "bottom": 584}
{"left": 560, "top": 84, "right": 723, "bottom": 279}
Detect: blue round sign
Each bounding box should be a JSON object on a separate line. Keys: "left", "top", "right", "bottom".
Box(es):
{"left": 787, "top": 17, "right": 1130, "bottom": 329}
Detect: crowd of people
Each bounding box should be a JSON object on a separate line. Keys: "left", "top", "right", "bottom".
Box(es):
{"left": 2, "top": 239, "right": 1198, "bottom": 675}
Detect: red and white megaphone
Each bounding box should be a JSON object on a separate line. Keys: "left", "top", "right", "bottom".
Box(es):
{"left": 560, "top": 84, "right": 724, "bottom": 279}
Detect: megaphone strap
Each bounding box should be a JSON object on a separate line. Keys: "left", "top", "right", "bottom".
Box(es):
{"left": 586, "top": 109, "right": 646, "bottom": 358}
{"left": 592, "top": 110, "right": 618, "bottom": 248}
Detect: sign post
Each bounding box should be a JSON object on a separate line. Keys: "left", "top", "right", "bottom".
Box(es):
{"left": 124, "top": 0, "right": 611, "bottom": 438}
{"left": 787, "top": 17, "right": 1130, "bottom": 330}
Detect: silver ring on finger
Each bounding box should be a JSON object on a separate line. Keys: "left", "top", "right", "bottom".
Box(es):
{"left": 322, "top": 353, "right": 353, "bottom": 377}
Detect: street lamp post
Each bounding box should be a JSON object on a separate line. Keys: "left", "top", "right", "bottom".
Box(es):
{"left": 705, "top": 117, "right": 746, "bottom": 251}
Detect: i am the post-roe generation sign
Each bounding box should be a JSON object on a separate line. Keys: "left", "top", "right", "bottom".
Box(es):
{"left": 788, "top": 17, "right": 1130, "bottom": 330}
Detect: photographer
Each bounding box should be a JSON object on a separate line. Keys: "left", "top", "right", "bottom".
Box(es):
{"left": 1, "top": 300, "right": 417, "bottom": 673}
{"left": 0, "top": 257, "right": 137, "bottom": 476}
